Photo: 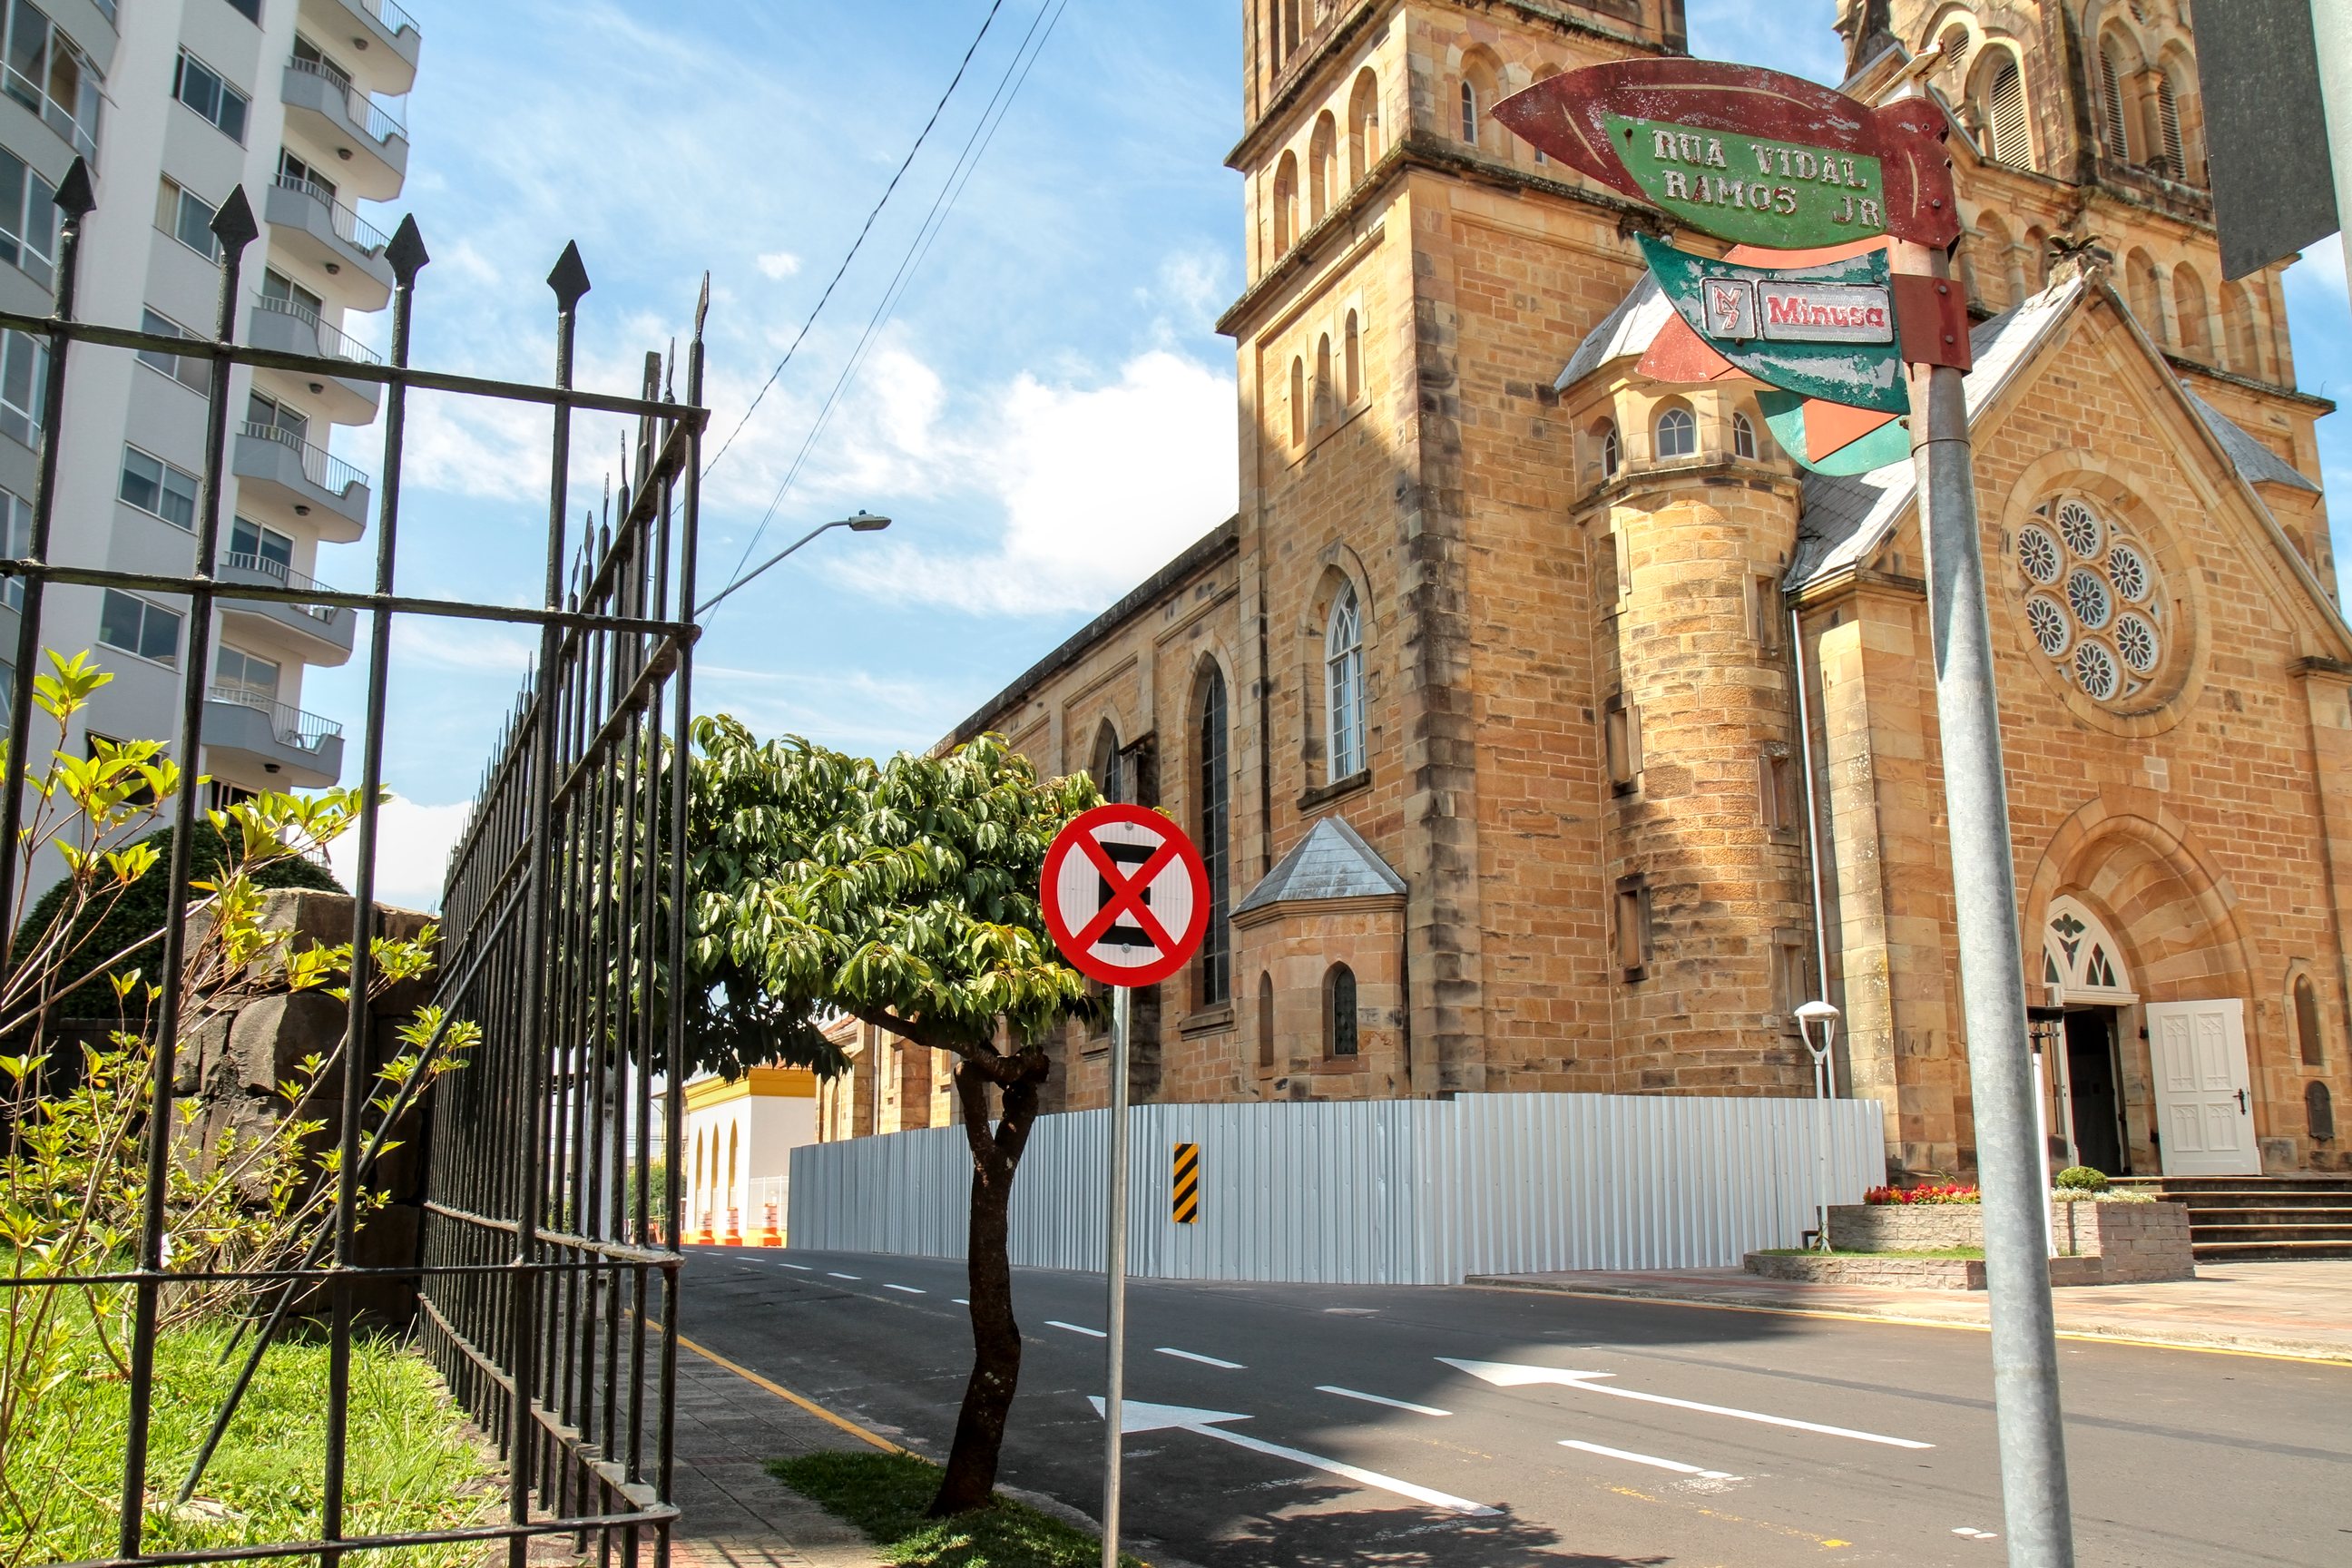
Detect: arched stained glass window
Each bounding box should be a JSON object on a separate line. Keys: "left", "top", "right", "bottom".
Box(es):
{"left": 1326, "top": 964, "right": 1358, "bottom": 1057}
{"left": 1327, "top": 583, "right": 1365, "bottom": 779}
{"left": 1196, "top": 667, "right": 1230, "bottom": 1007}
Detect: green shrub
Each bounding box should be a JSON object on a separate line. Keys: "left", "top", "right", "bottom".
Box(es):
{"left": 770, "top": 1450, "right": 1144, "bottom": 1567}
{"left": 2054, "top": 1165, "right": 2110, "bottom": 1192}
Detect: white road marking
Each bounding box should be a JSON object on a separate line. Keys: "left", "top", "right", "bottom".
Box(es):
{"left": 827, "top": 1272, "right": 861, "bottom": 1280}
{"left": 1048, "top": 1319, "right": 1107, "bottom": 1338}
{"left": 884, "top": 1284, "right": 924, "bottom": 1294}
{"left": 780, "top": 1263, "right": 811, "bottom": 1271}
{"left": 1560, "top": 1439, "right": 1739, "bottom": 1480}
{"left": 1318, "top": 1386, "right": 1451, "bottom": 1417}
{"left": 1439, "top": 1357, "right": 1932, "bottom": 1450}
{"left": 1088, "top": 1397, "right": 1498, "bottom": 1517}
{"left": 1156, "top": 1348, "right": 1244, "bottom": 1369}
{"left": 953, "top": 1298, "right": 969, "bottom": 1305}
{"left": 1954, "top": 1527, "right": 2000, "bottom": 1540}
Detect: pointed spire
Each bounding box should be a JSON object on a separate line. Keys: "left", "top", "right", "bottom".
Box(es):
{"left": 210, "top": 186, "right": 260, "bottom": 256}
{"left": 52, "top": 156, "right": 93, "bottom": 220}
{"left": 694, "top": 272, "right": 710, "bottom": 336}
{"left": 547, "top": 241, "right": 591, "bottom": 310}
{"left": 386, "top": 214, "right": 430, "bottom": 285}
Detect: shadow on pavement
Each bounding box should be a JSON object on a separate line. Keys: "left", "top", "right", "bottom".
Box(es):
{"left": 1196, "top": 1492, "right": 1669, "bottom": 1567}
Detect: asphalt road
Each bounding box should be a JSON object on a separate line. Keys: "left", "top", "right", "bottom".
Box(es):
{"left": 676, "top": 1246, "right": 2350, "bottom": 1567}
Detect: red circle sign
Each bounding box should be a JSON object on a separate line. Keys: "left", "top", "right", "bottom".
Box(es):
{"left": 1040, "top": 803, "right": 1210, "bottom": 988}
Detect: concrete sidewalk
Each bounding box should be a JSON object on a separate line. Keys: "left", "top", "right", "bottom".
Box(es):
{"left": 667, "top": 1338, "right": 894, "bottom": 1568}
{"left": 1468, "top": 1258, "right": 2352, "bottom": 1362}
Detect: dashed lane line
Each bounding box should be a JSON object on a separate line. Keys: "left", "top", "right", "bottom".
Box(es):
{"left": 1318, "top": 1385, "right": 1451, "bottom": 1417}
{"left": 1156, "top": 1348, "right": 1244, "bottom": 1369}
{"left": 1561, "top": 1438, "right": 1740, "bottom": 1481}
{"left": 827, "top": 1272, "right": 861, "bottom": 1280}
{"left": 1047, "top": 1319, "right": 1107, "bottom": 1338}
{"left": 884, "top": 1284, "right": 925, "bottom": 1294}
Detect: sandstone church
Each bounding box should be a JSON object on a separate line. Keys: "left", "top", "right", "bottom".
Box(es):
{"left": 817, "top": 0, "right": 2352, "bottom": 1182}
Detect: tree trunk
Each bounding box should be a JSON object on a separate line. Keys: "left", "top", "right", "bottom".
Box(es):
{"left": 927, "top": 1053, "right": 1044, "bottom": 1517}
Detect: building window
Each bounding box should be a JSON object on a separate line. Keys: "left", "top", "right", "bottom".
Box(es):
{"left": 1289, "top": 356, "right": 1305, "bottom": 447}
{"left": 1348, "top": 68, "right": 1379, "bottom": 182}
{"left": 2296, "top": 975, "right": 2326, "bottom": 1066}
{"left": 0, "top": 328, "right": 45, "bottom": 447}
{"left": 156, "top": 176, "right": 220, "bottom": 261}
{"left": 1655, "top": 406, "right": 1696, "bottom": 459}
{"left": 1761, "top": 750, "right": 1800, "bottom": 832}
{"left": 1090, "top": 720, "right": 1123, "bottom": 805}
{"left": 1314, "top": 332, "right": 1334, "bottom": 432}
{"left": 1985, "top": 58, "right": 2032, "bottom": 167}
{"left": 0, "top": 486, "right": 25, "bottom": 611}
{"left": 1196, "top": 666, "right": 1230, "bottom": 1009}
{"left": 215, "top": 642, "right": 279, "bottom": 700}
{"left": 1603, "top": 693, "right": 1640, "bottom": 792}
{"left": 223, "top": 0, "right": 262, "bottom": 23}
{"left": 138, "top": 309, "right": 211, "bottom": 396}
{"left": 1601, "top": 420, "right": 1621, "bottom": 479}
{"left": 1732, "top": 410, "right": 1759, "bottom": 460}
{"left": 2310, "top": 1081, "right": 2337, "bottom": 1142}
{"left": 249, "top": 389, "right": 309, "bottom": 443}
{"left": 230, "top": 516, "right": 294, "bottom": 573}
{"left": 1272, "top": 151, "right": 1298, "bottom": 254}
{"left": 1751, "top": 573, "right": 1782, "bottom": 651}
{"left": 1772, "top": 937, "right": 1810, "bottom": 1014}
{"left": 1257, "top": 972, "right": 1275, "bottom": 1070}
{"left": 1308, "top": 111, "right": 1336, "bottom": 224}
{"left": 1459, "top": 81, "right": 1477, "bottom": 144}
{"left": 0, "top": 145, "right": 56, "bottom": 286}
{"left": 3, "top": 2, "right": 102, "bottom": 160}
{"left": 2155, "top": 73, "right": 2185, "bottom": 177}
{"left": 1343, "top": 309, "right": 1361, "bottom": 405}
{"left": 2098, "top": 42, "right": 2131, "bottom": 162}
{"left": 1614, "top": 884, "right": 1649, "bottom": 975}
{"left": 119, "top": 446, "right": 200, "bottom": 529}
{"left": 98, "top": 589, "right": 181, "bottom": 667}
{"left": 2014, "top": 496, "right": 2170, "bottom": 707}
{"left": 1324, "top": 964, "right": 1358, "bottom": 1057}
{"left": 1326, "top": 582, "right": 1365, "bottom": 779}
{"left": 173, "top": 51, "right": 250, "bottom": 143}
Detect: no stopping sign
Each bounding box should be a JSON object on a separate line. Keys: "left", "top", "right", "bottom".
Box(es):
{"left": 1040, "top": 803, "right": 1210, "bottom": 988}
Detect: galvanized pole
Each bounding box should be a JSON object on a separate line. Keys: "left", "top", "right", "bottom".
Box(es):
{"left": 1903, "top": 253, "right": 2075, "bottom": 1567}
{"left": 1099, "top": 985, "right": 1132, "bottom": 1568}
{"left": 2310, "top": 0, "right": 2352, "bottom": 318}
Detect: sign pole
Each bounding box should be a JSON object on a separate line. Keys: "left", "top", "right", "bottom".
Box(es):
{"left": 2311, "top": 0, "right": 2352, "bottom": 319}
{"left": 1099, "top": 983, "right": 1132, "bottom": 1568}
{"left": 1900, "top": 243, "right": 2077, "bottom": 1567}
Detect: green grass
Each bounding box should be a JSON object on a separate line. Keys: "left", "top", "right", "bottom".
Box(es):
{"left": 4, "top": 1298, "right": 499, "bottom": 1567}
{"left": 769, "top": 1451, "right": 1145, "bottom": 1568}
{"left": 1758, "top": 1246, "right": 1986, "bottom": 1259}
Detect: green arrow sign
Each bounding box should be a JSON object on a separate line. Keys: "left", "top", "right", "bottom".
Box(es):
{"left": 1637, "top": 233, "right": 1910, "bottom": 415}
{"left": 1609, "top": 114, "right": 1890, "bottom": 249}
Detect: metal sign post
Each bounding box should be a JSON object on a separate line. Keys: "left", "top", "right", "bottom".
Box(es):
{"left": 1039, "top": 803, "right": 1212, "bottom": 1568}
{"left": 1503, "top": 56, "right": 2079, "bottom": 1568}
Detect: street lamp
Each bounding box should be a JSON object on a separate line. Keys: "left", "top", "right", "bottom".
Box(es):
{"left": 1795, "top": 999, "right": 1840, "bottom": 1251}
{"left": 695, "top": 510, "right": 892, "bottom": 618}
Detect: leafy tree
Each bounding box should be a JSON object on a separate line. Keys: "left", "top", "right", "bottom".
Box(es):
{"left": 681, "top": 715, "right": 1095, "bottom": 1516}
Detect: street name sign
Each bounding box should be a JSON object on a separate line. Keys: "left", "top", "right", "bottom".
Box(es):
{"left": 1638, "top": 234, "right": 1909, "bottom": 414}
{"left": 1494, "top": 59, "right": 1959, "bottom": 250}
{"left": 1041, "top": 803, "right": 1210, "bottom": 989}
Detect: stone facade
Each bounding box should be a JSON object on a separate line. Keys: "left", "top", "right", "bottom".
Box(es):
{"left": 865, "top": 1, "right": 2352, "bottom": 1181}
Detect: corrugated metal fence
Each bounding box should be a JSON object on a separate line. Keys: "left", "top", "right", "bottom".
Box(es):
{"left": 789, "top": 1093, "right": 1886, "bottom": 1285}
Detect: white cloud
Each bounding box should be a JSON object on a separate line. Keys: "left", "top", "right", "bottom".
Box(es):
{"left": 326, "top": 795, "right": 475, "bottom": 913}
{"left": 392, "top": 617, "right": 539, "bottom": 675}
{"left": 757, "top": 250, "right": 803, "bottom": 279}
{"left": 827, "top": 348, "right": 1238, "bottom": 616}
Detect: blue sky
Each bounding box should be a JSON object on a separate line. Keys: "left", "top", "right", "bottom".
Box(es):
{"left": 313, "top": 2, "right": 2352, "bottom": 905}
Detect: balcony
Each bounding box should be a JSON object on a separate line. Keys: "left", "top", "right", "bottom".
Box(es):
{"left": 203, "top": 688, "right": 345, "bottom": 789}
{"left": 281, "top": 56, "right": 408, "bottom": 201}
{"left": 302, "top": 0, "right": 421, "bottom": 95}
{"left": 218, "top": 553, "right": 358, "bottom": 667}
{"left": 247, "top": 292, "right": 381, "bottom": 426}
{"left": 262, "top": 176, "right": 395, "bottom": 310}
{"left": 232, "top": 422, "right": 371, "bottom": 542}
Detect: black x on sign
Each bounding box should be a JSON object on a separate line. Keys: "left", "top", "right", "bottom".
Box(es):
{"left": 1040, "top": 803, "right": 1210, "bottom": 988}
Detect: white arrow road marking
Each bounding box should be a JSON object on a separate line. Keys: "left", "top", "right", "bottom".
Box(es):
{"left": 884, "top": 1284, "right": 924, "bottom": 1295}
{"left": 1048, "top": 1319, "right": 1107, "bottom": 1338}
{"left": 1318, "top": 1386, "right": 1451, "bottom": 1417}
{"left": 1087, "top": 1397, "right": 1498, "bottom": 1516}
{"left": 1560, "top": 1439, "right": 1739, "bottom": 1480}
{"left": 1156, "top": 1348, "right": 1244, "bottom": 1369}
{"left": 1438, "top": 1358, "right": 1932, "bottom": 1450}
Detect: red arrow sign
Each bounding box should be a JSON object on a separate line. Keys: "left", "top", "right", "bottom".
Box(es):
{"left": 1494, "top": 59, "right": 1958, "bottom": 250}
{"left": 1041, "top": 804, "right": 1210, "bottom": 988}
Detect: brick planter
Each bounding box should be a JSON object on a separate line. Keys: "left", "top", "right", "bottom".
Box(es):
{"left": 1809, "top": 1198, "right": 2194, "bottom": 1286}
{"left": 1747, "top": 1251, "right": 1986, "bottom": 1289}
{"left": 1828, "top": 1203, "right": 1984, "bottom": 1251}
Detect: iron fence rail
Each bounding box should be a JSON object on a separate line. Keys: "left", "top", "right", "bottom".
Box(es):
{"left": 0, "top": 158, "right": 702, "bottom": 1568}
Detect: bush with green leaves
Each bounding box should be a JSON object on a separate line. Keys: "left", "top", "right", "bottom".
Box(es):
{"left": 2054, "top": 1165, "right": 2110, "bottom": 1192}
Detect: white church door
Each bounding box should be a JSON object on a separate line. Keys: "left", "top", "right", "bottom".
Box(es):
{"left": 2145, "top": 1000, "right": 2259, "bottom": 1176}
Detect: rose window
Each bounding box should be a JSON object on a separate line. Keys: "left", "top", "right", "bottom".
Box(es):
{"left": 2014, "top": 497, "right": 2170, "bottom": 705}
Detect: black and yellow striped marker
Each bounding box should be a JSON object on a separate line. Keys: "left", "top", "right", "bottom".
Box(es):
{"left": 1171, "top": 1142, "right": 1200, "bottom": 1224}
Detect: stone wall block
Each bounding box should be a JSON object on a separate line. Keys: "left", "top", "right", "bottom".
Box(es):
{"left": 227, "top": 990, "right": 352, "bottom": 1096}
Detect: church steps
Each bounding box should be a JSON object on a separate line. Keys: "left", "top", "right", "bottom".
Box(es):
{"left": 2108, "top": 1177, "right": 2352, "bottom": 1260}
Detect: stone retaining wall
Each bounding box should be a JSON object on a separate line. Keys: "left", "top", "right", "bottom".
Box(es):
{"left": 1816, "top": 1197, "right": 2195, "bottom": 1286}
{"left": 1828, "top": 1203, "right": 1984, "bottom": 1251}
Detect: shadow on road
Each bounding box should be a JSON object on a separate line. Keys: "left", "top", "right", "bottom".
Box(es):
{"left": 1199, "top": 1491, "right": 1670, "bottom": 1567}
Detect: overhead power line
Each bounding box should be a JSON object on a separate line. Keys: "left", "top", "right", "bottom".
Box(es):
{"left": 704, "top": 0, "right": 1074, "bottom": 625}
{"left": 699, "top": 0, "right": 1010, "bottom": 484}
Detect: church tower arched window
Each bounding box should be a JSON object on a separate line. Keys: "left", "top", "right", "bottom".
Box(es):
{"left": 1326, "top": 583, "right": 1365, "bottom": 779}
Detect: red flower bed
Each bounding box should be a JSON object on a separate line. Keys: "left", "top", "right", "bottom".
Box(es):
{"left": 1863, "top": 1182, "right": 1982, "bottom": 1205}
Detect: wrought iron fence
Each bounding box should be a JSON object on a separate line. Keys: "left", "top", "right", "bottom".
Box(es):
{"left": 0, "top": 157, "right": 703, "bottom": 1568}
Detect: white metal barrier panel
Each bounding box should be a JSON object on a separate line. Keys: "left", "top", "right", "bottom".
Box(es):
{"left": 787, "top": 1093, "right": 1887, "bottom": 1285}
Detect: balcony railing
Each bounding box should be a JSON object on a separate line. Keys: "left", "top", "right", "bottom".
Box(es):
{"left": 270, "top": 174, "right": 392, "bottom": 256}
{"left": 2, "top": 64, "right": 98, "bottom": 162}
{"left": 250, "top": 291, "right": 382, "bottom": 366}
{"left": 209, "top": 686, "right": 344, "bottom": 751}
{"left": 239, "top": 420, "right": 369, "bottom": 497}
{"left": 286, "top": 54, "right": 407, "bottom": 144}
{"left": 222, "top": 552, "right": 341, "bottom": 623}
{"left": 358, "top": 0, "right": 419, "bottom": 39}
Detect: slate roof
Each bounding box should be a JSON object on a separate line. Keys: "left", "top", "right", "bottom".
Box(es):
{"left": 1555, "top": 271, "right": 1676, "bottom": 392}
{"left": 2186, "top": 390, "right": 2322, "bottom": 495}
{"left": 1233, "top": 816, "right": 1406, "bottom": 916}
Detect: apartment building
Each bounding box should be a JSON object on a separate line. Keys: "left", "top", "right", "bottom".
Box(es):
{"left": 0, "top": 0, "right": 419, "bottom": 824}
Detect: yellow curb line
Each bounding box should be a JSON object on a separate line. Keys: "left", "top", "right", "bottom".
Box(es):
{"left": 671, "top": 1328, "right": 911, "bottom": 1455}
{"left": 1465, "top": 1284, "right": 2352, "bottom": 1367}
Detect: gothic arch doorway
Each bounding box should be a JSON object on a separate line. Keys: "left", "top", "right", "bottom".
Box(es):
{"left": 2041, "top": 896, "right": 2137, "bottom": 1174}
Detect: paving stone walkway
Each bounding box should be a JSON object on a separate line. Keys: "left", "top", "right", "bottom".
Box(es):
{"left": 1468, "top": 1258, "right": 2352, "bottom": 1361}
{"left": 667, "top": 1341, "right": 892, "bottom": 1568}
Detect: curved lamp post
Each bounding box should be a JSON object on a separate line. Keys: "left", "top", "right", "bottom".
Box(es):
{"left": 696, "top": 510, "right": 891, "bottom": 618}
{"left": 1795, "top": 999, "right": 1841, "bottom": 1251}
